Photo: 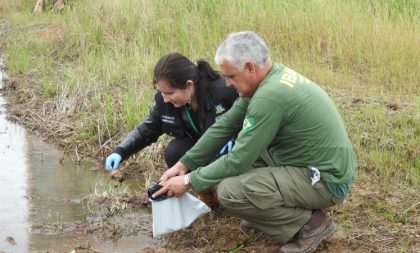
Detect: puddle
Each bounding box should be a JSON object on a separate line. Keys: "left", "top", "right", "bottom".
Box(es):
{"left": 0, "top": 95, "right": 156, "bottom": 252}
{"left": 0, "top": 95, "right": 28, "bottom": 252}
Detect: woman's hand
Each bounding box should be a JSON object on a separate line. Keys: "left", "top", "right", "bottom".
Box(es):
{"left": 105, "top": 153, "right": 122, "bottom": 171}
{"left": 160, "top": 161, "right": 189, "bottom": 183}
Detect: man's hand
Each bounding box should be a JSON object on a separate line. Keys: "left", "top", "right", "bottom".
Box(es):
{"left": 152, "top": 175, "right": 189, "bottom": 198}
{"left": 160, "top": 161, "right": 189, "bottom": 183}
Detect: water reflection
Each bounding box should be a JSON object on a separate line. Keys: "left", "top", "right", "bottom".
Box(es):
{"left": 0, "top": 96, "right": 28, "bottom": 252}
{"left": 26, "top": 136, "right": 103, "bottom": 252}
{"left": 26, "top": 137, "right": 102, "bottom": 225}
{"left": 0, "top": 96, "right": 155, "bottom": 252}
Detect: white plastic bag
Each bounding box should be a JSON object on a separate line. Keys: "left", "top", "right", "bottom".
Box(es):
{"left": 151, "top": 192, "right": 210, "bottom": 237}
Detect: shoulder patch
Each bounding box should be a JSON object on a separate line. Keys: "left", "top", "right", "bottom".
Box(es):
{"left": 242, "top": 116, "right": 255, "bottom": 132}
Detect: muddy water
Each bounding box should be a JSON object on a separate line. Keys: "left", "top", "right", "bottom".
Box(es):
{"left": 0, "top": 95, "right": 156, "bottom": 252}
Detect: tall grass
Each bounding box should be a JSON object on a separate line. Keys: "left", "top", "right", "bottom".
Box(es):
{"left": 2, "top": 0, "right": 419, "bottom": 91}
{"left": 0, "top": 0, "right": 419, "bottom": 185}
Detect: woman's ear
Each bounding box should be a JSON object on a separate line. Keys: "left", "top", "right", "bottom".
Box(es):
{"left": 186, "top": 80, "right": 194, "bottom": 89}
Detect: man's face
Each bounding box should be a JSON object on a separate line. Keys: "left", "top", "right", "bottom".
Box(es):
{"left": 219, "top": 59, "right": 256, "bottom": 97}
{"left": 156, "top": 80, "right": 190, "bottom": 108}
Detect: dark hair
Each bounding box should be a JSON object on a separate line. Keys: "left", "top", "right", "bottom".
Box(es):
{"left": 153, "top": 52, "right": 219, "bottom": 88}
{"left": 153, "top": 52, "right": 221, "bottom": 120}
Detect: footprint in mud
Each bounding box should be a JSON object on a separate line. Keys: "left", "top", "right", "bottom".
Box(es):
{"left": 5, "top": 236, "right": 16, "bottom": 245}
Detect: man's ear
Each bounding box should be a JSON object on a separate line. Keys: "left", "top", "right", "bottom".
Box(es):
{"left": 245, "top": 61, "right": 256, "bottom": 75}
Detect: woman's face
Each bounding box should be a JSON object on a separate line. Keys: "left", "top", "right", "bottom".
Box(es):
{"left": 156, "top": 80, "right": 191, "bottom": 108}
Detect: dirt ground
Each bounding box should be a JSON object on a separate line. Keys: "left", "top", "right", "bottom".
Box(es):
{"left": 32, "top": 184, "right": 353, "bottom": 253}
{"left": 21, "top": 162, "right": 419, "bottom": 253}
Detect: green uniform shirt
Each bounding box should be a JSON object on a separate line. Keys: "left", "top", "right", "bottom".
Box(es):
{"left": 180, "top": 64, "right": 357, "bottom": 199}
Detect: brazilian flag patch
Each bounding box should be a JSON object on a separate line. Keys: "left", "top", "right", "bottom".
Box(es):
{"left": 242, "top": 116, "right": 255, "bottom": 132}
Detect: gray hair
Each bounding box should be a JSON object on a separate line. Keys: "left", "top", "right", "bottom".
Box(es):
{"left": 215, "top": 31, "right": 271, "bottom": 70}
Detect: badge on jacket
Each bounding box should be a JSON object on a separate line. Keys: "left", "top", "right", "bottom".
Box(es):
{"left": 242, "top": 116, "right": 255, "bottom": 132}
{"left": 215, "top": 104, "right": 225, "bottom": 115}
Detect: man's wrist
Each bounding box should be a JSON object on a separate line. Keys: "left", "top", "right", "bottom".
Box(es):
{"left": 183, "top": 174, "right": 191, "bottom": 189}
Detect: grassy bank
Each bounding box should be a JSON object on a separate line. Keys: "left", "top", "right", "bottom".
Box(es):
{"left": 0, "top": 0, "right": 419, "bottom": 252}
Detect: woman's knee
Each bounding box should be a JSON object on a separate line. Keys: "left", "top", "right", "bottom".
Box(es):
{"left": 164, "top": 138, "right": 195, "bottom": 167}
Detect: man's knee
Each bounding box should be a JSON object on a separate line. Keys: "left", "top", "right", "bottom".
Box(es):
{"left": 216, "top": 177, "right": 243, "bottom": 209}
{"left": 216, "top": 179, "right": 229, "bottom": 206}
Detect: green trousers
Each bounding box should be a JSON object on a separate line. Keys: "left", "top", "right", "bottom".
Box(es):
{"left": 217, "top": 166, "right": 341, "bottom": 243}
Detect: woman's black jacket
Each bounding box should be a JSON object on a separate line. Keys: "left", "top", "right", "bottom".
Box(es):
{"left": 113, "top": 77, "right": 238, "bottom": 160}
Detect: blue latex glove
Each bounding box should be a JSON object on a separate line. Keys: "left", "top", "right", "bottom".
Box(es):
{"left": 105, "top": 153, "right": 122, "bottom": 171}
{"left": 219, "top": 139, "right": 235, "bottom": 155}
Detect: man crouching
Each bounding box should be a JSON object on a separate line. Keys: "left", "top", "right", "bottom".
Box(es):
{"left": 153, "top": 31, "right": 357, "bottom": 253}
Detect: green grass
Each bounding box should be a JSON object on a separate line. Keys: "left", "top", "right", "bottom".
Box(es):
{"left": 0, "top": 1, "right": 419, "bottom": 250}
{"left": 2, "top": 0, "right": 419, "bottom": 91}
{"left": 339, "top": 93, "right": 419, "bottom": 184}
{"left": 1, "top": 0, "right": 418, "bottom": 181}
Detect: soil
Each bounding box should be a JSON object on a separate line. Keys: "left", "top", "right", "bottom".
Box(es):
{"left": 16, "top": 163, "right": 420, "bottom": 253}
{"left": 36, "top": 184, "right": 355, "bottom": 253}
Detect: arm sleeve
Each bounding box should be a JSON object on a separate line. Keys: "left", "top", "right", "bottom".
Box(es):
{"left": 113, "top": 95, "right": 163, "bottom": 160}
{"left": 180, "top": 98, "right": 248, "bottom": 170}
{"left": 189, "top": 97, "right": 287, "bottom": 192}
